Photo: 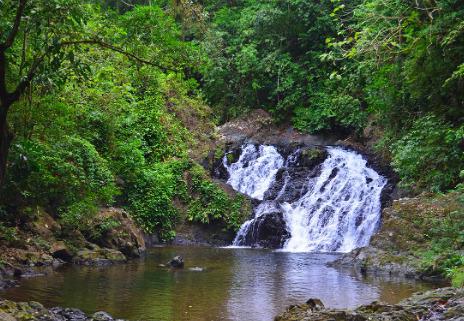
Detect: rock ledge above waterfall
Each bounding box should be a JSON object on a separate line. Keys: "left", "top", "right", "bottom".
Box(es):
{"left": 217, "top": 109, "right": 340, "bottom": 148}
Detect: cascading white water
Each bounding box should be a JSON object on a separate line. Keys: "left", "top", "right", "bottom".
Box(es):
{"left": 225, "top": 144, "right": 284, "bottom": 200}
{"left": 224, "top": 144, "right": 387, "bottom": 253}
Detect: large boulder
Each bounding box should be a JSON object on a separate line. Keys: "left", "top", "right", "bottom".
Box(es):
{"left": 237, "top": 211, "right": 290, "bottom": 249}
{"left": 91, "top": 208, "right": 146, "bottom": 258}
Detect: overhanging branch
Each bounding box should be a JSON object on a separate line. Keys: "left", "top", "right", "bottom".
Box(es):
{"left": 0, "top": 0, "right": 28, "bottom": 52}
{"left": 9, "top": 38, "right": 177, "bottom": 105}
{"left": 61, "top": 39, "right": 174, "bottom": 72}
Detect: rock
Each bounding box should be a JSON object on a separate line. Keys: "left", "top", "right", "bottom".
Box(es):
{"left": 91, "top": 311, "right": 114, "bottom": 321}
{"left": 49, "top": 307, "right": 88, "bottom": 320}
{"left": 29, "top": 210, "right": 62, "bottom": 240}
{"left": 168, "top": 256, "right": 184, "bottom": 268}
{"left": 0, "top": 311, "right": 16, "bottom": 321}
{"left": 331, "top": 192, "right": 464, "bottom": 279}
{"left": 0, "top": 299, "right": 129, "bottom": 320}
{"left": 217, "top": 109, "right": 339, "bottom": 148}
{"left": 51, "top": 241, "right": 73, "bottom": 262}
{"left": 275, "top": 287, "right": 464, "bottom": 321}
{"left": 237, "top": 210, "right": 290, "bottom": 249}
{"left": 90, "top": 208, "right": 146, "bottom": 259}
{"left": 72, "top": 248, "right": 126, "bottom": 266}
{"left": 306, "top": 298, "right": 325, "bottom": 311}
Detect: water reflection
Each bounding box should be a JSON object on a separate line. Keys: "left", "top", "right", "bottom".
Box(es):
{"left": 1, "top": 247, "right": 439, "bottom": 321}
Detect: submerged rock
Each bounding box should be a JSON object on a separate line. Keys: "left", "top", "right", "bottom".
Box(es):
{"left": 275, "top": 287, "right": 464, "bottom": 321}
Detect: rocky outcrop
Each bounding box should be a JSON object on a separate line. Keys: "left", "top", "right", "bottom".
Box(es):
{"left": 91, "top": 208, "right": 146, "bottom": 258}
{"left": 0, "top": 300, "right": 126, "bottom": 321}
{"left": 330, "top": 192, "right": 464, "bottom": 279}
{"left": 217, "top": 109, "right": 339, "bottom": 147}
{"left": 172, "top": 221, "right": 238, "bottom": 246}
{"left": 206, "top": 109, "right": 338, "bottom": 178}
{"left": 275, "top": 287, "right": 464, "bottom": 321}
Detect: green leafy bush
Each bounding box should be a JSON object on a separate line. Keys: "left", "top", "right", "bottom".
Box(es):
{"left": 127, "top": 161, "right": 187, "bottom": 240}
{"left": 186, "top": 164, "right": 249, "bottom": 231}
{"left": 417, "top": 206, "right": 464, "bottom": 280}
{"left": 391, "top": 115, "right": 464, "bottom": 192}
{"left": 0, "top": 223, "right": 18, "bottom": 245}
{"left": 4, "top": 136, "right": 117, "bottom": 231}
{"left": 293, "top": 91, "right": 366, "bottom": 134}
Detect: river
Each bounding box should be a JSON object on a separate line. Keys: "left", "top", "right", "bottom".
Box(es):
{"left": 1, "top": 246, "right": 439, "bottom": 321}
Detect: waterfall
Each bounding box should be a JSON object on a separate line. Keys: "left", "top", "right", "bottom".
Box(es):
{"left": 225, "top": 144, "right": 284, "bottom": 200}
{"left": 224, "top": 144, "right": 387, "bottom": 253}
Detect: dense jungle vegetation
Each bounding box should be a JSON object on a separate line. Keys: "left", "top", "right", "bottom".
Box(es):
{"left": 0, "top": 0, "right": 463, "bottom": 284}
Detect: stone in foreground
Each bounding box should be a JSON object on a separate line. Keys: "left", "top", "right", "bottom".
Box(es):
{"left": 275, "top": 287, "right": 464, "bottom": 321}
{"left": 0, "top": 300, "right": 127, "bottom": 321}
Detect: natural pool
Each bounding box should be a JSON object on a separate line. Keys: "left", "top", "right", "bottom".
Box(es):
{"left": 1, "top": 246, "right": 440, "bottom": 321}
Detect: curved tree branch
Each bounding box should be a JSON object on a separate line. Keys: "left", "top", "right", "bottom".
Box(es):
{"left": 9, "top": 38, "right": 176, "bottom": 106}
{"left": 60, "top": 39, "right": 173, "bottom": 71}
{"left": 0, "top": 0, "right": 28, "bottom": 52}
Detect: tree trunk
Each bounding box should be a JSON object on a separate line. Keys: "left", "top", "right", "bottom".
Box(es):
{"left": 0, "top": 107, "right": 13, "bottom": 187}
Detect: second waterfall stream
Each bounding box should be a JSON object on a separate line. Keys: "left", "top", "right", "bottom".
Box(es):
{"left": 223, "top": 144, "right": 387, "bottom": 253}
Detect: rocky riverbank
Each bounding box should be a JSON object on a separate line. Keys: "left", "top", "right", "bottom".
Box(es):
{"left": 0, "top": 207, "right": 146, "bottom": 290}
{"left": 275, "top": 287, "right": 464, "bottom": 321}
{"left": 0, "top": 300, "right": 126, "bottom": 321}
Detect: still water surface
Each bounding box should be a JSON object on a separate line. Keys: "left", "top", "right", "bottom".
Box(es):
{"left": 2, "top": 246, "right": 439, "bottom": 321}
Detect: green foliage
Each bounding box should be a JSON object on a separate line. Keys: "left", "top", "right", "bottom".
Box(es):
{"left": 202, "top": 0, "right": 339, "bottom": 123}
{"left": 1, "top": 1, "right": 217, "bottom": 241}
{"left": 391, "top": 115, "right": 464, "bottom": 192}
{"left": 186, "top": 164, "right": 248, "bottom": 231}
{"left": 5, "top": 136, "right": 117, "bottom": 211}
{"left": 127, "top": 161, "right": 186, "bottom": 240}
{"left": 448, "top": 266, "right": 464, "bottom": 287}
{"left": 293, "top": 90, "right": 366, "bottom": 134}
{"left": 0, "top": 223, "right": 18, "bottom": 245}
{"left": 415, "top": 204, "right": 464, "bottom": 281}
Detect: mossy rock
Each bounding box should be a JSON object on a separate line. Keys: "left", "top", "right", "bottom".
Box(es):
{"left": 72, "top": 248, "right": 126, "bottom": 266}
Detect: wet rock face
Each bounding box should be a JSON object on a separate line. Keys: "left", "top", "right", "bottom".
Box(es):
{"left": 0, "top": 300, "right": 127, "bottom": 321}
{"left": 240, "top": 211, "right": 290, "bottom": 249}
{"left": 275, "top": 287, "right": 464, "bottom": 321}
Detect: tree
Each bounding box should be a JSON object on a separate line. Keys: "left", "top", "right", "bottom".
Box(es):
{"left": 0, "top": 0, "right": 182, "bottom": 187}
